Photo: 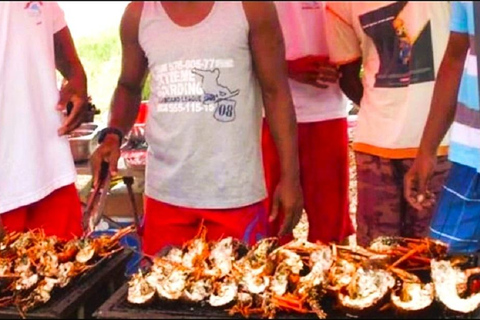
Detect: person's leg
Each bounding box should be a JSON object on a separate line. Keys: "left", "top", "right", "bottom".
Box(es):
{"left": 26, "top": 183, "right": 83, "bottom": 240}
{"left": 203, "top": 201, "right": 268, "bottom": 246}
{"left": 142, "top": 196, "right": 198, "bottom": 256}
{"left": 429, "top": 162, "right": 480, "bottom": 253}
{"left": 261, "top": 119, "right": 282, "bottom": 238}
{"left": 299, "top": 119, "right": 354, "bottom": 244}
{"left": 355, "top": 152, "right": 402, "bottom": 247}
{"left": 1, "top": 207, "right": 28, "bottom": 234}
{"left": 403, "top": 156, "right": 451, "bottom": 239}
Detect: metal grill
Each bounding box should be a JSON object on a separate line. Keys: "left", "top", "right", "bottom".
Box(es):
{"left": 94, "top": 281, "right": 480, "bottom": 320}
{"left": 0, "top": 249, "right": 133, "bottom": 319}
{"left": 95, "top": 283, "right": 324, "bottom": 319}
{"left": 94, "top": 251, "right": 480, "bottom": 320}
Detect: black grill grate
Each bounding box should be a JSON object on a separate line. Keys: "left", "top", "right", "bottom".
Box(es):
{"left": 95, "top": 283, "right": 325, "bottom": 319}
{"left": 0, "top": 249, "right": 133, "bottom": 319}
{"left": 95, "top": 282, "right": 480, "bottom": 320}
{"left": 94, "top": 252, "right": 480, "bottom": 320}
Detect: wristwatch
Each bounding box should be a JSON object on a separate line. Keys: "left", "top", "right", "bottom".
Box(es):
{"left": 97, "top": 127, "right": 124, "bottom": 146}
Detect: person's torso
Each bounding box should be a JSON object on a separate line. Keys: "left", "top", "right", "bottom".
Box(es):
{"left": 348, "top": 1, "right": 451, "bottom": 158}
{"left": 275, "top": 1, "right": 347, "bottom": 123}
{"left": 139, "top": 1, "right": 266, "bottom": 208}
{"left": 448, "top": 1, "right": 480, "bottom": 172}
{"left": 0, "top": 2, "right": 76, "bottom": 214}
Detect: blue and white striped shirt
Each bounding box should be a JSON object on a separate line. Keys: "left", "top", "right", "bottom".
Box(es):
{"left": 449, "top": 1, "right": 480, "bottom": 172}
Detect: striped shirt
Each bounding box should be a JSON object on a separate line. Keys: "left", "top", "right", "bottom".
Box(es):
{"left": 449, "top": 1, "right": 480, "bottom": 172}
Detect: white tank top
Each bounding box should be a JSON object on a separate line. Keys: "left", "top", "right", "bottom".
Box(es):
{"left": 139, "top": 1, "right": 266, "bottom": 209}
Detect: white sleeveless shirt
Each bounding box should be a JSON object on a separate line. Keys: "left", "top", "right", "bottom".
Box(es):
{"left": 139, "top": 1, "right": 266, "bottom": 209}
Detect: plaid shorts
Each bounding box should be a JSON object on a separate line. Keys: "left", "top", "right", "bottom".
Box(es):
{"left": 430, "top": 162, "right": 480, "bottom": 253}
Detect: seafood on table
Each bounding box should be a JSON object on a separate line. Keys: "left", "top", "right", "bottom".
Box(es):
{"left": 0, "top": 226, "right": 134, "bottom": 316}
{"left": 127, "top": 230, "right": 480, "bottom": 319}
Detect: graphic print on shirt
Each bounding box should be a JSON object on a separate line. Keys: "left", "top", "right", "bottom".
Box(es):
{"left": 359, "top": 1, "right": 435, "bottom": 88}
{"left": 301, "top": 2, "right": 321, "bottom": 10}
{"left": 24, "top": 1, "right": 43, "bottom": 25}
{"left": 192, "top": 68, "right": 240, "bottom": 122}
{"left": 151, "top": 58, "right": 239, "bottom": 122}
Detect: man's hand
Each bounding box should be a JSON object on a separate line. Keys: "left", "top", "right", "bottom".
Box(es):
{"left": 90, "top": 134, "right": 121, "bottom": 187}
{"left": 404, "top": 154, "right": 437, "bottom": 211}
{"left": 288, "top": 55, "right": 340, "bottom": 89}
{"left": 57, "top": 79, "right": 88, "bottom": 136}
{"left": 269, "top": 178, "right": 304, "bottom": 237}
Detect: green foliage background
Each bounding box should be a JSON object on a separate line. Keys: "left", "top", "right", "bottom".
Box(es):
{"left": 73, "top": 27, "right": 150, "bottom": 122}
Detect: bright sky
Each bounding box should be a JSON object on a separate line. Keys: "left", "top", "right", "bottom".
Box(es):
{"left": 57, "top": 1, "right": 129, "bottom": 39}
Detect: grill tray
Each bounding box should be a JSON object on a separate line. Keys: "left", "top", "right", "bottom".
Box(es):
{"left": 0, "top": 249, "right": 133, "bottom": 319}
{"left": 95, "top": 252, "right": 480, "bottom": 320}
{"left": 94, "top": 282, "right": 480, "bottom": 320}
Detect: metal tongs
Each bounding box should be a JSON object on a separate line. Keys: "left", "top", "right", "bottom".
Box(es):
{"left": 83, "top": 161, "right": 112, "bottom": 234}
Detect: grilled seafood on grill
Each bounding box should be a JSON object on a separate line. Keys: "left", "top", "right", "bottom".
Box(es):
{"left": 127, "top": 272, "right": 156, "bottom": 305}
{"left": 76, "top": 225, "right": 135, "bottom": 263}
{"left": 127, "top": 232, "right": 480, "bottom": 319}
{"left": 389, "top": 267, "right": 435, "bottom": 314}
{"left": 0, "top": 226, "right": 131, "bottom": 314}
{"left": 209, "top": 276, "right": 238, "bottom": 307}
{"left": 204, "top": 237, "right": 247, "bottom": 279}
{"left": 367, "top": 236, "right": 447, "bottom": 270}
{"left": 182, "top": 276, "right": 212, "bottom": 302}
{"left": 181, "top": 225, "right": 209, "bottom": 271}
{"left": 337, "top": 266, "right": 395, "bottom": 315}
{"left": 431, "top": 259, "right": 480, "bottom": 314}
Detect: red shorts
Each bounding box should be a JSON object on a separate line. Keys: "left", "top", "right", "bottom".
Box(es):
{"left": 142, "top": 196, "right": 268, "bottom": 256}
{"left": 1, "top": 184, "right": 83, "bottom": 240}
{"left": 262, "top": 118, "right": 354, "bottom": 244}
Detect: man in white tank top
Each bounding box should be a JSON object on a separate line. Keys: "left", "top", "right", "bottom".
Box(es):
{"left": 91, "top": 1, "right": 303, "bottom": 256}
{"left": 0, "top": 2, "right": 88, "bottom": 239}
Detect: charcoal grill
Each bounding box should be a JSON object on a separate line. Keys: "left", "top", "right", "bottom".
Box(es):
{"left": 94, "top": 281, "right": 480, "bottom": 320}
{"left": 0, "top": 249, "right": 133, "bottom": 319}
{"left": 95, "top": 282, "right": 325, "bottom": 319}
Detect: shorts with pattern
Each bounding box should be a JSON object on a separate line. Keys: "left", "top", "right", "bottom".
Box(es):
{"left": 355, "top": 152, "right": 451, "bottom": 247}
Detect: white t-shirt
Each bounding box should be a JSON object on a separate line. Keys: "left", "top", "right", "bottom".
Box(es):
{"left": 274, "top": 1, "right": 347, "bottom": 123}
{"left": 325, "top": 1, "right": 450, "bottom": 159}
{"left": 0, "top": 2, "right": 76, "bottom": 213}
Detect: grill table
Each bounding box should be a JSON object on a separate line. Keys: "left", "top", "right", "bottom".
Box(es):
{"left": 95, "top": 283, "right": 321, "bottom": 319}
{"left": 0, "top": 249, "right": 133, "bottom": 319}
{"left": 94, "top": 282, "right": 480, "bottom": 320}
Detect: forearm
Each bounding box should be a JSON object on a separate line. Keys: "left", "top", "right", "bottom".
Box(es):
{"left": 338, "top": 60, "right": 363, "bottom": 105}
{"left": 418, "top": 58, "right": 464, "bottom": 157}
{"left": 418, "top": 32, "right": 469, "bottom": 157}
{"left": 264, "top": 92, "right": 300, "bottom": 181}
{"left": 108, "top": 83, "right": 142, "bottom": 135}
{"left": 59, "top": 62, "right": 87, "bottom": 89}
{"left": 54, "top": 27, "right": 87, "bottom": 93}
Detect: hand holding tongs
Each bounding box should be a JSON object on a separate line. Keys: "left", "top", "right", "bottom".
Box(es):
{"left": 83, "top": 161, "right": 112, "bottom": 235}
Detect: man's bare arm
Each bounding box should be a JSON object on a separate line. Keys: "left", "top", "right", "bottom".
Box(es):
{"left": 404, "top": 32, "right": 469, "bottom": 209}
{"left": 243, "top": 1, "right": 303, "bottom": 236}
{"left": 417, "top": 32, "right": 469, "bottom": 157}
{"left": 91, "top": 2, "right": 148, "bottom": 181}
{"left": 338, "top": 58, "right": 363, "bottom": 106}
{"left": 108, "top": 1, "right": 149, "bottom": 136}
{"left": 54, "top": 26, "right": 88, "bottom": 135}
{"left": 54, "top": 26, "right": 86, "bottom": 89}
